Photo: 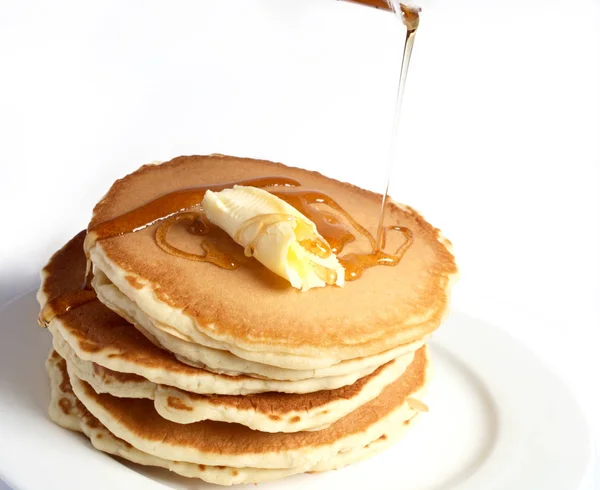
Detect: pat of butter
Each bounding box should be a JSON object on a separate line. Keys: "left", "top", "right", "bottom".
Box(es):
{"left": 202, "top": 186, "right": 345, "bottom": 291}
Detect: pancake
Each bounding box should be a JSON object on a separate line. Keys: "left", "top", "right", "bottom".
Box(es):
{"left": 68, "top": 346, "right": 429, "bottom": 469}
{"left": 40, "top": 233, "right": 399, "bottom": 395}
{"left": 93, "top": 265, "right": 426, "bottom": 379}
{"left": 47, "top": 350, "right": 420, "bottom": 485}
{"left": 86, "top": 155, "right": 457, "bottom": 366}
{"left": 61, "top": 339, "right": 416, "bottom": 432}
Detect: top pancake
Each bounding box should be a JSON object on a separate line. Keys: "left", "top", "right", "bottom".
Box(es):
{"left": 88, "top": 155, "right": 457, "bottom": 360}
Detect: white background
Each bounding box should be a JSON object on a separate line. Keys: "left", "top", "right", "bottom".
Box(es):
{"left": 0, "top": 0, "right": 598, "bottom": 488}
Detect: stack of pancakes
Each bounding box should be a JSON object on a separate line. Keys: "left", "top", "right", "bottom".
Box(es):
{"left": 38, "top": 155, "right": 457, "bottom": 485}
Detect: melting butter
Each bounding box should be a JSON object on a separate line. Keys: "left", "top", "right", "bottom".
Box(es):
{"left": 202, "top": 186, "right": 345, "bottom": 291}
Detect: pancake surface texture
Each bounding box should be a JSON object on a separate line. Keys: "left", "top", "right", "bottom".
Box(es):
{"left": 87, "top": 155, "right": 457, "bottom": 365}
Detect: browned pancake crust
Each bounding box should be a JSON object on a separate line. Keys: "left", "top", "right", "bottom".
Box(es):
{"left": 88, "top": 155, "right": 457, "bottom": 355}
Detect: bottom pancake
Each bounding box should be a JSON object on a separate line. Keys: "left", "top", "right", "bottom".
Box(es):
{"left": 47, "top": 350, "right": 422, "bottom": 485}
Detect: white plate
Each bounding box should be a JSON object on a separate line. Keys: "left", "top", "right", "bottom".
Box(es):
{"left": 0, "top": 292, "right": 592, "bottom": 490}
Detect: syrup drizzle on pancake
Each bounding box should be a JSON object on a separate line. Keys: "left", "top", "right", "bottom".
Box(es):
{"left": 40, "top": 174, "right": 416, "bottom": 327}
{"left": 84, "top": 177, "right": 300, "bottom": 252}
{"left": 272, "top": 188, "right": 413, "bottom": 281}
{"left": 340, "top": 225, "right": 413, "bottom": 280}
{"left": 155, "top": 212, "right": 244, "bottom": 268}
{"left": 82, "top": 176, "right": 300, "bottom": 287}
{"left": 84, "top": 176, "right": 413, "bottom": 282}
